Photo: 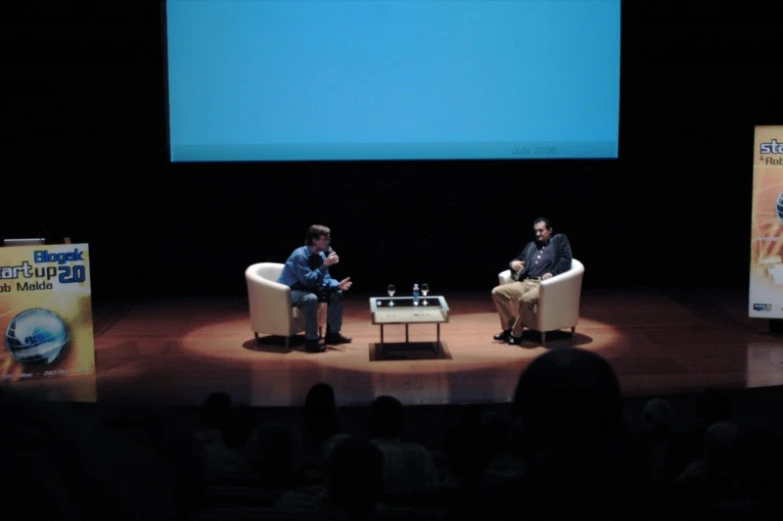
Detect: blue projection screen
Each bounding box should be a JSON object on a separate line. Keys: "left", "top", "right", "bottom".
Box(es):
{"left": 165, "top": 0, "right": 620, "bottom": 162}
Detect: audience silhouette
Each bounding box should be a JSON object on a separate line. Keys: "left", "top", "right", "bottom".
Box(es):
{"left": 1, "top": 347, "right": 780, "bottom": 521}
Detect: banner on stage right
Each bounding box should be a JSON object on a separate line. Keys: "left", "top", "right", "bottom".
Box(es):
{"left": 749, "top": 125, "right": 783, "bottom": 318}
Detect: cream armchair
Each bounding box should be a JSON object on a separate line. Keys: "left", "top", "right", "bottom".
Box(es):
{"left": 498, "top": 259, "right": 585, "bottom": 346}
{"left": 245, "top": 262, "right": 326, "bottom": 347}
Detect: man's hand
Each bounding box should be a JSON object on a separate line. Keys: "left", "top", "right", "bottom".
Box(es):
{"left": 511, "top": 260, "right": 525, "bottom": 272}
{"left": 541, "top": 273, "right": 553, "bottom": 280}
{"left": 325, "top": 251, "right": 340, "bottom": 267}
{"left": 338, "top": 277, "right": 352, "bottom": 291}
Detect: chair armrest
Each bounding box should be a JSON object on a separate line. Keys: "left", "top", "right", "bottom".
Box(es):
{"left": 498, "top": 269, "right": 514, "bottom": 285}
{"left": 538, "top": 260, "right": 584, "bottom": 311}
{"left": 245, "top": 267, "right": 289, "bottom": 292}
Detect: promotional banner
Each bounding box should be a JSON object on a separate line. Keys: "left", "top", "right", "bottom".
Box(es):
{"left": 749, "top": 125, "right": 783, "bottom": 318}
{"left": 0, "top": 243, "right": 95, "bottom": 381}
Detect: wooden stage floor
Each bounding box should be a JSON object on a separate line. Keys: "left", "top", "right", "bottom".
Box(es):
{"left": 7, "top": 288, "right": 783, "bottom": 408}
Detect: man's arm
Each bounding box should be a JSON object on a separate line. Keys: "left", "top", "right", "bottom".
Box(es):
{"left": 511, "top": 243, "right": 532, "bottom": 276}
{"left": 323, "top": 266, "right": 339, "bottom": 289}
{"left": 289, "top": 252, "right": 327, "bottom": 290}
{"left": 551, "top": 234, "right": 573, "bottom": 276}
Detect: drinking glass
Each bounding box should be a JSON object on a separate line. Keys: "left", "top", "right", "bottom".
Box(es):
{"left": 387, "top": 284, "right": 396, "bottom": 307}
{"left": 421, "top": 283, "right": 429, "bottom": 305}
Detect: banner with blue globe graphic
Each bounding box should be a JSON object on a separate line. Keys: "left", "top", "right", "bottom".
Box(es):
{"left": 749, "top": 125, "right": 783, "bottom": 318}
{"left": 0, "top": 243, "right": 95, "bottom": 381}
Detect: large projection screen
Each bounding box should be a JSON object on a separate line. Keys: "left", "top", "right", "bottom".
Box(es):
{"left": 164, "top": 0, "right": 621, "bottom": 162}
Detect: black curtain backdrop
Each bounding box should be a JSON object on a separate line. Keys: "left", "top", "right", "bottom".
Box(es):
{"left": 3, "top": 1, "right": 781, "bottom": 301}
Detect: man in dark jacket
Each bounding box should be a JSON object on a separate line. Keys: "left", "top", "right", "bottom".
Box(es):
{"left": 491, "top": 218, "right": 573, "bottom": 345}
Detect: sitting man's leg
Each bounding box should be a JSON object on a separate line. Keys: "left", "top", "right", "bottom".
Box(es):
{"left": 291, "top": 290, "right": 323, "bottom": 352}
{"left": 491, "top": 282, "right": 525, "bottom": 341}
{"left": 325, "top": 289, "right": 352, "bottom": 344}
{"left": 513, "top": 282, "right": 541, "bottom": 342}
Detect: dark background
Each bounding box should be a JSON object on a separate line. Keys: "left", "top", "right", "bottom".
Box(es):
{"left": 3, "top": 1, "right": 781, "bottom": 302}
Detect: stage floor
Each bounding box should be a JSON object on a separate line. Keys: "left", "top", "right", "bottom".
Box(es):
{"left": 7, "top": 288, "right": 783, "bottom": 407}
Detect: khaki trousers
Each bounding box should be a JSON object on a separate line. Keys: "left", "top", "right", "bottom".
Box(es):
{"left": 491, "top": 279, "right": 540, "bottom": 336}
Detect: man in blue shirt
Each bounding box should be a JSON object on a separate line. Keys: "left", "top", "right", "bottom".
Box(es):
{"left": 491, "top": 218, "right": 573, "bottom": 345}
{"left": 278, "top": 224, "right": 353, "bottom": 352}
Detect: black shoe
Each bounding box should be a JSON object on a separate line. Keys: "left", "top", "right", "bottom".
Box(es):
{"left": 493, "top": 329, "right": 512, "bottom": 341}
{"left": 507, "top": 335, "right": 523, "bottom": 345}
{"left": 305, "top": 339, "right": 325, "bottom": 352}
{"left": 326, "top": 332, "right": 352, "bottom": 345}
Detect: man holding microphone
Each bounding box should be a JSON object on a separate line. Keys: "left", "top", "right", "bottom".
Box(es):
{"left": 278, "top": 224, "right": 353, "bottom": 352}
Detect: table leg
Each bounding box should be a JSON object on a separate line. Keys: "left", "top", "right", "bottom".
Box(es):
{"left": 405, "top": 324, "right": 409, "bottom": 343}
{"left": 436, "top": 323, "right": 440, "bottom": 352}
{"left": 380, "top": 325, "right": 384, "bottom": 346}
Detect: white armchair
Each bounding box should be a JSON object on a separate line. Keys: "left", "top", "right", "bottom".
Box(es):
{"left": 498, "top": 259, "right": 585, "bottom": 346}
{"left": 245, "top": 262, "right": 326, "bottom": 347}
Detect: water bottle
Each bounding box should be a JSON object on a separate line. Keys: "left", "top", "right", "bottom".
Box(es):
{"left": 412, "top": 283, "right": 420, "bottom": 306}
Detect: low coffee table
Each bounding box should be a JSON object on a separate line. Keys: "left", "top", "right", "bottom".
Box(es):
{"left": 369, "top": 296, "right": 450, "bottom": 350}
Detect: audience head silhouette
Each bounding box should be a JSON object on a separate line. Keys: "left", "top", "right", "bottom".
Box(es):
{"left": 304, "top": 382, "right": 336, "bottom": 414}
{"left": 324, "top": 436, "right": 385, "bottom": 513}
{"left": 368, "top": 395, "right": 404, "bottom": 439}
{"left": 200, "top": 391, "right": 232, "bottom": 429}
{"left": 695, "top": 388, "right": 732, "bottom": 426}
{"left": 513, "top": 347, "right": 624, "bottom": 443}
{"left": 643, "top": 397, "right": 674, "bottom": 434}
{"left": 221, "top": 404, "right": 254, "bottom": 450}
